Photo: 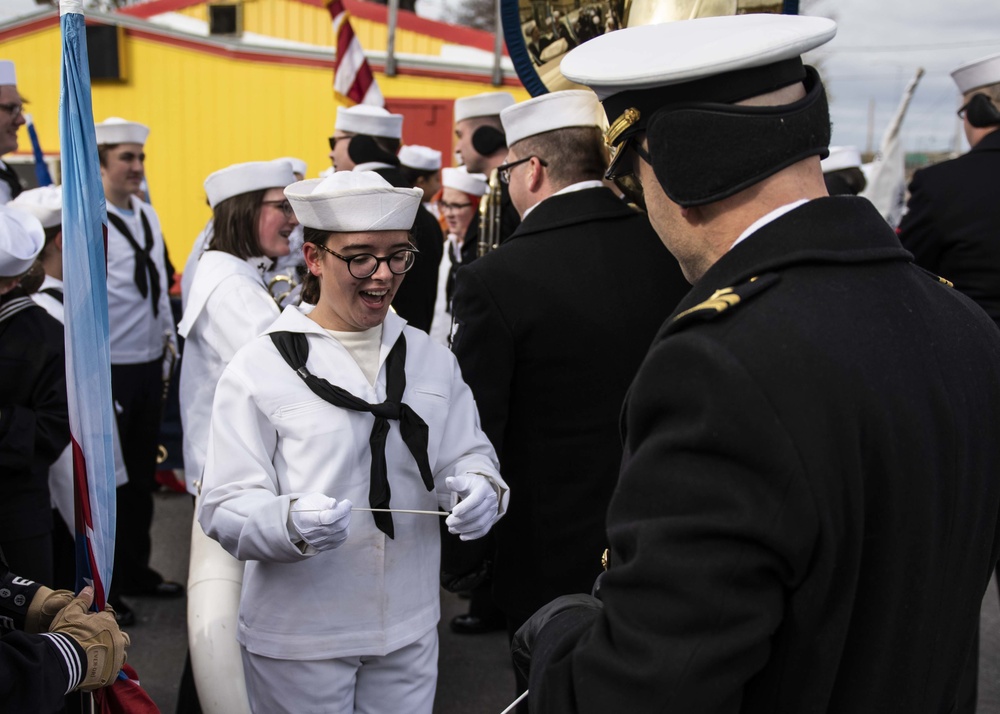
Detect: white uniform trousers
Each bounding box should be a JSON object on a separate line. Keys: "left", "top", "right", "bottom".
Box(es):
{"left": 241, "top": 626, "right": 438, "bottom": 714}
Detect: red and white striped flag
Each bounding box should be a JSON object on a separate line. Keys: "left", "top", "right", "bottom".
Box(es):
{"left": 328, "top": 0, "right": 384, "bottom": 106}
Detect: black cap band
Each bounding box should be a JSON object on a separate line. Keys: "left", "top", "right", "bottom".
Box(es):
{"left": 646, "top": 66, "right": 831, "bottom": 207}
{"left": 604, "top": 57, "right": 807, "bottom": 147}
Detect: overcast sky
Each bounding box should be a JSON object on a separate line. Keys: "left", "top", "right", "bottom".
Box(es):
{"left": 4, "top": 0, "right": 999, "bottom": 153}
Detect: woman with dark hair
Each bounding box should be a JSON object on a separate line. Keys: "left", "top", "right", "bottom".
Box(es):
{"left": 177, "top": 159, "right": 298, "bottom": 711}
{"left": 199, "top": 171, "right": 507, "bottom": 714}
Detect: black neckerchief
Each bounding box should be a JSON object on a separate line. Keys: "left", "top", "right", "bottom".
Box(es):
{"left": 269, "top": 330, "right": 434, "bottom": 539}
{"left": 107, "top": 208, "right": 161, "bottom": 317}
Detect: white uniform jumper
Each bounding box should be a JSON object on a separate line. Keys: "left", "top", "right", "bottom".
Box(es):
{"left": 199, "top": 306, "right": 504, "bottom": 712}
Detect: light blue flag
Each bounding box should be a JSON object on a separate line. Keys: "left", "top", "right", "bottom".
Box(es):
{"left": 59, "top": 0, "right": 116, "bottom": 609}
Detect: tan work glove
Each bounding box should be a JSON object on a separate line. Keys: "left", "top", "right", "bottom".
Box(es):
{"left": 24, "top": 586, "right": 75, "bottom": 634}
{"left": 49, "top": 586, "right": 130, "bottom": 691}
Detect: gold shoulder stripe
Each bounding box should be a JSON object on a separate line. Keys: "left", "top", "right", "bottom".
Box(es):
{"left": 938, "top": 276, "right": 954, "bottom": 288}
{"left": 666, "top": 273, "right": 780, "bottom": 334}
{"left": 673, "top": 287, "right": 740, "bottom": 322}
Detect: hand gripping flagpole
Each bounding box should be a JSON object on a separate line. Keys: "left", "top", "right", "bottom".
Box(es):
{"left": 60, "top": 0, "right": 117, "bottom": 611}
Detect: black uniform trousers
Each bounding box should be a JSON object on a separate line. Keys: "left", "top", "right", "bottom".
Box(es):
{"left": 110, "top": 359, "right": 165, "bottom": 594}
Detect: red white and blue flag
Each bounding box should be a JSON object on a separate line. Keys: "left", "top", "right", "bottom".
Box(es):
{"left": 328, "top": 0, "right": 384, "bottom": 106}
{"left": 59, "top": 0, "right": 116, "bottom": 610}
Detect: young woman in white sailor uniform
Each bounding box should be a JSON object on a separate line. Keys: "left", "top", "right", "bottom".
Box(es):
{"left": 177, "top": 159, "right": 299, "bottom": 713}
{"left": 198, "top": 171, "right": 508, "bottom": 714}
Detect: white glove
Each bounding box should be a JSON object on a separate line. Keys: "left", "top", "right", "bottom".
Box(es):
{"left": 445, "top": 474, "right": 499, "bottom": 541}
{"left": 290, "top": 493, "right": 352, "bottom": 552}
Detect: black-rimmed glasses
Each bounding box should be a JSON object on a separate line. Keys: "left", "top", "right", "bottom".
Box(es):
{"left": 0, "top": 103, "right": 24, "bottom": 120}
{"left": 316, "top": 243, "right": 419, "bottom": 279}
{"left": 497, "top": 155, "right": 548, "bottom": 184}
{"left": 262, "top": 199, "right": 295, "bottom": 218}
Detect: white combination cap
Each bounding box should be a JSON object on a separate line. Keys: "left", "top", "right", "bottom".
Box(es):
{"left": 276, "top": 156, "right": 308, "bottom": 177}
{"left": 94, "top": 117, "right": 150, "bottom": 146}
{"left": 285, "top": 171, "right": 422, "bottom": 232}
{"left": 501, "top": 90, "right": 602, "bottom": 147}
{"left": 335, "top": 105, "right": 404, "bottom": 139}
{"left": 454, "top": 92, "right": 516, "bottom": 123}
{"left": 398, "top": 145, "right": 442, "bottom": 171}
{"left": 204, "top": 160, "right": 298, "bottom": 209}
{"left": 0, "top": 60, "right": 15, "bottom": 86}
{"left": 441, "top": 166, "right": 488, "bottom": 197}
{"left": 561, "top": 14, "right": 837, "bottom": 101}
{"left": 821, "top": 146, "right": 862, "bottom": 174}
{"left": 952, "top": 52, "right": 1000, "bottom": 95}
{"left": 0, "top": 204, "right": 45, "bottom": 277}
{"left": 12, "top": 185, "right": 63, "bottom": 229}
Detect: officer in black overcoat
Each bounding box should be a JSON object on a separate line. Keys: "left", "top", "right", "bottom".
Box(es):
{"left": 512, "top": 15, "right": 1000, "bottom": 714}
{"left": 450, "top": 90, "right": 689, "bottom": 661}
{"left": 898, "top": 51, "right": 1000, "bottom": 327}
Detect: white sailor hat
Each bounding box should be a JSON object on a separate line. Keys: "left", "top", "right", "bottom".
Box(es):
{"left": 95, "top": 117, "right": 150, "bottom": 146}
{"left": 441, "top": 166, "right": 488, "bottom": 197}
{"left": 276, "top": 156, "right": 308, "bottom": 177}
{"left": 12, "top": 185, "right": 63, "bottom": 229}
{"left": 821, "top": 146, "right": 863, "bottom": 174}
{"left": 335, "top": 105, "right": 404, "bottom": 139}
{"left": 398, "top": 145, "right": 442, "bottom": 171}
{"left": 285, "top": 171, "right": 421, "bottom": 232}
{"left": 561, "top": 14, "right": 836, "bottom": 145}
{"left": 501, "top": 90, "right": 602, "bottom": 147}
{"left": 952, "top": 52, "right": 1000, "bottom": 95}
{"left": 454, "top": 92, "right": 516, "bottom": 123}
{"left": 0, "top": 204, "right": 44, "bottom": 277}
{"left": 204, "top": 160, "right": 298, "bottom": 209}
{"left": 0, "top": 61, "right": 15, "bottom": 86}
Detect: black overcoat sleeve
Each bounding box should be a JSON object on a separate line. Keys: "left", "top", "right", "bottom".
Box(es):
{"left": 897, "top": 168, "right": 947, "bottom": 271}
{"left": 449, "top": 263, "right": 513, "bottom": 460}
{"left": 529, "top": 331, "right": 818, "bottom": 713}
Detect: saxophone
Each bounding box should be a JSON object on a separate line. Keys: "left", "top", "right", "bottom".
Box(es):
{"left": 477, "top": 167, "right": 503, "bottom": 257}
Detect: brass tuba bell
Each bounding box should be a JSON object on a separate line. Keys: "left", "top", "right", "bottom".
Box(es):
{"left": 503, "top": 0, "right": 790, "bottom": 97}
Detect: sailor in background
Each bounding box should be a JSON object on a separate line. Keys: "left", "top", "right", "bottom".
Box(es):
{"left": 431, "top": 166, "right": 488, "bottom": 347}
{"left": 514, "top": 15, "right": 1000, "bottom": 713}
{"left": 0, "top": 203, "right": 67, "bottom": 587}
{"left": 199, "top": 170, "right": 507, "bottom": 714}
{"left": 13, "top": 186, "right": 129, "bottom": 595}
{"left": 820, "top": 145, "right": 867, "bottom": 196}
{"left": 95, "top": 117, "right": 181, "bottom": 608}
{"left": 0, "top": 60, "right": 25, "bottom": 204}
{"left": 397, "top": 144, "right": 443, "bottom": 218}
{"left": 449, "top": 90, "right": 689, "bottom": 701}
{"left": 178, "top": 159, "right": 299, "bottom": 714}
{"left": 330, "top": 105, "right": 443, "bottom": 332}
{"left": 899, "top": 51, "right": 1000, "bottom": 327}
{"left": 452, "top": 91, "right": 521, "bottom": 259}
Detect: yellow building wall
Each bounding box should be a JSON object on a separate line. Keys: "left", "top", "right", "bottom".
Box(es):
{"left": 2, "top": 20, "right": 526, "bottom": 264}
{"left": 177, "top": 0, "right": 447, "bottom": 55}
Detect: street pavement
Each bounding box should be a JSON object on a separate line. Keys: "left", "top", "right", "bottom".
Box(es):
{"left": 126, "top": 490, "right": 999, "bottom": 713}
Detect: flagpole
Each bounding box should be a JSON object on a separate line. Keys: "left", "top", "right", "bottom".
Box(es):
{"left": 386, "top": 0, "right": 399, "bottom": 77}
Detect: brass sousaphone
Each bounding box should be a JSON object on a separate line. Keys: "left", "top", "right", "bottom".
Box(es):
{"left": 501, "top": 0, "right": 800, "bottom": 98}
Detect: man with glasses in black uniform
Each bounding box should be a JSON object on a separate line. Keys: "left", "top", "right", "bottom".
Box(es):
{"left": 450, "top": 89, "right": 689, "bottom": 705}
{"left": 0, "top": 61, "right": 26, "bottom": 204}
